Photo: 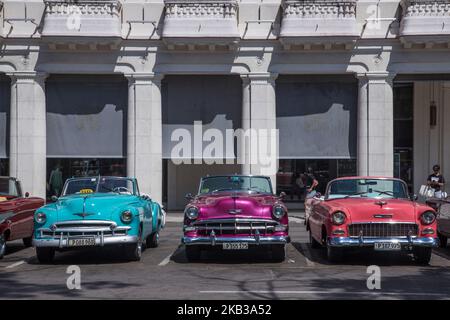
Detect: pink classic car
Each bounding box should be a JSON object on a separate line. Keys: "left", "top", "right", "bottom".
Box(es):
{"left": 306, "top": 177, "right": 439, "bottom": 264}
{"left": 182, "top": 175, "right": 290, "bottom": 262}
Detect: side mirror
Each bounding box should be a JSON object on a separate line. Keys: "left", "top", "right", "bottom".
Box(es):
{"left": 411, "top": 194, "right": 418, "bottom": 201}
{"left": 185, "top": 193, "right": 194, "bottom": 201}
{"left": 141, "top": 193, "right": 152, "bottom": 201}
{"left": 314, "top": 192, "right": 322, "bottom": 199}
{"left": 51, "top": 195, "right": 58, "bottom": 202}
{"left": 279, "top": 191, "right": 287, "bottom": 200}
{"left": 24, "top": 192, "right": 30, "bottom": 198}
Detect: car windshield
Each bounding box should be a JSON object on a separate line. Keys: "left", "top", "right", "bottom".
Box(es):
{"left": 0, "top": 178, "right": 20, "bottom": 197}
{"left": 326, "top": 178, "right": 408, "bottom": 200}
{"left": 62, "top": 177, "right": 136, "bottom": 196}
{"left": 199, "top": 176, "right": 273, "bottom": 195}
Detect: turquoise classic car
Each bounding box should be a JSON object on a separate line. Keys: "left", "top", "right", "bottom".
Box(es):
{"left": 32, "top": 176, "right": 165, "bottom": 263}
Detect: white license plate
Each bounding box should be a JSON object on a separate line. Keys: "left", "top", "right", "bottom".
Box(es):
{"left": 374, "top": 242, "right": 401, "bottom": 251}
{"left": 68, "top": 238, "right": 96, "bottom": 247}
{"left": 222, "top": 243, "right": 249, "bottom": 250}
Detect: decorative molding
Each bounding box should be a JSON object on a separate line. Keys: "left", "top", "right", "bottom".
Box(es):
{"left": 279, "top": 0, "right": 359, "bottom": 50}
{"left": 400, "top": 0, "right": 450, "bottom": 48}
{"left": 162, "top": 0, "right": 240, "bottom": 49}
{"left": 42, "top": 0, "right": 122, "bottom": 43}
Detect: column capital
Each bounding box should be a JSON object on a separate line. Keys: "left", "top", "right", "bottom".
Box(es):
{"left": 241, "top": 72, "right": 278, "bottom": 85}
{"left": 6, "top": 71, "right": 48, "bottom": 84}
{"left": 355, "top": 71, "right": 396, "bottom": 84}
{"left": 124, "top": 73, "right": 164, "bottom": 85}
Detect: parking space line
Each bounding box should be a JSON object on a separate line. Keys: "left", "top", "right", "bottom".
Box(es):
{"left": 158, "top": 254, "right": 172, "bottom": 266}
{"left": 5, "top": 260, "right": 26, "bottom": 269}
{"left": 299, "top": 243, "right": 316, "bottom": 267}
{"left": 199, "top": 290, "right": 445, "bottom": 297}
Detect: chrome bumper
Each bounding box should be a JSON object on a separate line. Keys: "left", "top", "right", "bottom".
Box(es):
{"left": 328, "top": 237, "right": 439, "bottom": 248}
{"left": 182, "top": 235, "right": 290, "bottom": 246}
{"left": 33, "top": 235, "right": 138, "bottom": 248}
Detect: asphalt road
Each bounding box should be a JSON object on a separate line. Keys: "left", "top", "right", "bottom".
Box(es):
{"left": 1, "top": 213, "right": 450, "bottom": 300}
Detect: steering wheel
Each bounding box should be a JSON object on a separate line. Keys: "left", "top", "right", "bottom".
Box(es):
{"left": 113, "top": 187, "right": 132, "bottom": 194}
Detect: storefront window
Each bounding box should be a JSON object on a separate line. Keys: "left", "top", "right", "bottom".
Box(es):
{"left": 277, "top": 159, "right": 356, "bottom": 202}
{"left": 46, "top": 158, "right": 126, "bottom": 197}
{"left": 0, "top": 159, "right": 8, "bottom": 176}
{"left": 393, "top": 83, "right": 414, "bottom": 192}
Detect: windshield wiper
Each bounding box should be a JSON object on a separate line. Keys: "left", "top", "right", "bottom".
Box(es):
{"left": 372, "top": 190, "right": 397, "bottom": 198}
{"left": 211, "top": 188, "right": 234, "bottom": 193}
{"left": 344, "top": 191, "right": 369, "bottom": 199}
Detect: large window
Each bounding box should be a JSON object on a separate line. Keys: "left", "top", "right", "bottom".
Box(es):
{"left": 393, "top": 83, "right": 414, "bottom": 191}
{"left": 0, "top": 160, "right": 8, "bottom": 177}
{"left": 0, "top": 76, "right": 10, "bottom": 172}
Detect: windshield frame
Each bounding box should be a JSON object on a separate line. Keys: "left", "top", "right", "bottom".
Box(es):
{"left": 325, "top": 178, "right": 409, "bottom": 200}
{"left": 61, "top": 176, "right": 138, "bottom": 197}
{"left": 198, "top": 175, "right": 274, "bottom": 195}
{"left": 0, "top": 177, "right": 22, "bottom": 198}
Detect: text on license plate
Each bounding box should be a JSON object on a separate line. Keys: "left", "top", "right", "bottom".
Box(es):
{"left": 68, "top": 238, "right": 96, "bottom": 247}
{"left": 374, "top": 242, "right": 401, "bottom": 251}
{"left": 222, "top": 243, "right": 248, "bottom": 250}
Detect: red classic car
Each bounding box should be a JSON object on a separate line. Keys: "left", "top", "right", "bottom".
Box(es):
{"left": 306, "top": 177, "right": 438, "bottom": 264}
{"left": 0, "top": 177, "right": 45, "bottom": 259}
{"left": 182, "top": 175, "right": 290, "bottom": 262}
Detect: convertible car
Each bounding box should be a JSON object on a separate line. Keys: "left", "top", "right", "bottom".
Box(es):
{"left": 306, "top": 177, "right": 438, "bottom": 264}
{"left": 0, "top": 177, "right": 45, "bottom": 259}
{"left": 33, "top": 176, "right": 165, "bottom": 263}
{"left": 182, "top": 175, "right": 290, "bottom": 262}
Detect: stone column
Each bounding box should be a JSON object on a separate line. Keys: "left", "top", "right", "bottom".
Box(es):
{"left": 240, "top": 73, "right": 278, "bottom": 191}
{"left": 356, "top": 72, "right": 395, "bottom": 177}
{"left": 8, "top": 72, "right": 47, "bottom": 198}
{"left": 126, "top": 73, "right": 163, "bottom": 204}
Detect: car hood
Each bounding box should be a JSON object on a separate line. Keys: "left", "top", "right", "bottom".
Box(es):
{"left": 192, "top": 192, "right": 280, "bottom": 220}
{"left": 51, "top": 193, "right": 139, "bottom": 222}
{"left": 325, "top": 198, "right": 420, "bottom": 223}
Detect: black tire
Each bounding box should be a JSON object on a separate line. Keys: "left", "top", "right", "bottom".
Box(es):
{"left": 126, "top": 229, "right": 143, "bottom": 261}
{"left": 271, "top": 245, "right": 286, "bottom": 262}
{"left": 438, "top": 232, "right": 448, "bottom": 248}
{"left": 36, "top": 247, "right": 55, "bottom": 264}
{"left": 146, "top": 232, "right": 159, "bottom": 248}
{"left": 309, "top": 230, "right": 321, "bottom": 249}
{"left": 185, "top": 245, "right": 201, "bottom": 262}
{"left": 413, "top": 247, "right": 432, "bottom": 265}
{"left": 23, "top": 237, "right": 33, "bottom": 248}
{"left": 326, "top": 244, "right": 344, "bottom": 263}
{"left": 0, "top": 234, "right": 6, "bottom": 259}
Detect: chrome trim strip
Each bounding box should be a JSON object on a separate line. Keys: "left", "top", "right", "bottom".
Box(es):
{"left": 53, "top": 220, "right": 117, "bottom": 227}
{"left": 38, "top": 226, "right": 131, "bottom": 233}
{"left": 349, "top": 221, "right": 417, "bottom": 225}
{"left": 182, "top": 235, "right": 290, "bottom": 246}
{"left": 192, "top": 218, "right": 280, "bottom": 225}
{"left": 33, "top": 235, "right": 139, "bottom": 248}
{"left": 328, "top": 237, "right": 439, "bottom": 247}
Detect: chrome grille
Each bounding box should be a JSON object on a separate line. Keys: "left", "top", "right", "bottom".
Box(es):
{"left": 192, "top": 218, "right": 280, "bottom": 236}
{"left": 40, "top": 220, "right": 130, "bottom": 237}
{"left": 348, "top": 223, "right": 418, "bottom": 237}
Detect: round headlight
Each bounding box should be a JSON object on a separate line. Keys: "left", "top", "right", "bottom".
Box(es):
{"left": 273, "top": 205, "right": 286, "bottom": 219}
{"left": 35, "top": 212, "right": 46, "bottom": 224}
{"left": 121, "top": 210, "right": 133, "bottom": 224}
{"left": 332, "top": 211, "right": 346, "bottom": 225}
{"left": 185, "top": 206, "right": 199, "bottom": 220}
{"left": 421, "top": 211, "right": 436, "bottom": 225}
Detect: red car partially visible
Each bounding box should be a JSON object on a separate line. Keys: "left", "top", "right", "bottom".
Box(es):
{"left": 307, "top": 176, "right": 438, "bottom": 264}
{"left": 0, "top": 177, "right": 45, "bottom": 259}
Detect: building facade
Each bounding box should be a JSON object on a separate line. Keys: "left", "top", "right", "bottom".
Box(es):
{"left": 0, "top": 0, "right": 449, "bottom": 209}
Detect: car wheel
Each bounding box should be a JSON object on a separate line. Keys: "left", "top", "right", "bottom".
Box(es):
{"left": 36, "top": 247, "right": 55, "bottom": 264}
{"left": 271, "top": 245, "right": 286, "bottom": 262}
{"left": 23, "top": 237, "right": 33, "bottom": 248}
{"left": 309, "top": 230, "right": 320, "bottom": 249}
{"left": 326, "top": 243, "right": 344, "bottom": 263}
{"left": 185, "top": 245, "right": 201, "bottom": 262}
{"left": 438, "top": 232, "right": 448, "bottom": 248}
{"left": 126, "top": 231, "right": 143, "bottom": 262}
{"left": 0, "top": 234, "right": 6, "bottom": 259}
{"left": 146, "top": 232, "right": 159, "bottom": 248}
{"left": 413, "top": 247, "right": 432, "bottom": 265}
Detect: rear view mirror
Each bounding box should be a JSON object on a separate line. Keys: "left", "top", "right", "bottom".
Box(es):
{"left": 51, "top": 195, "right": 58, "bottom": 202}
{"left": 279, "top": 191, "right": 287, "bottom": 200}
{"left": 185, "top": 193, "right": 194, "bottom": 200}
{"left": 25, "top": 192, "right": 30, "bottom": 198}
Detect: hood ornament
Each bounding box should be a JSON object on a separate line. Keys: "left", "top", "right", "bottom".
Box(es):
{"left": 375, "top": 200, "right": 387, "bottom": 207}
{"left": 74, "top": 212, "right": 95, "bottom": 218}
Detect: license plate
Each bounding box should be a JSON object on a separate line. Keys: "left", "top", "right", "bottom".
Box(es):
{"left": 222, "top": 243, "right": 248, "bottom": 250}
{"left": 68, "top": 238, "right": 96, "bottom": 247}
{"left": 374, "top": 242, "right": 401, "bottom": 251}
